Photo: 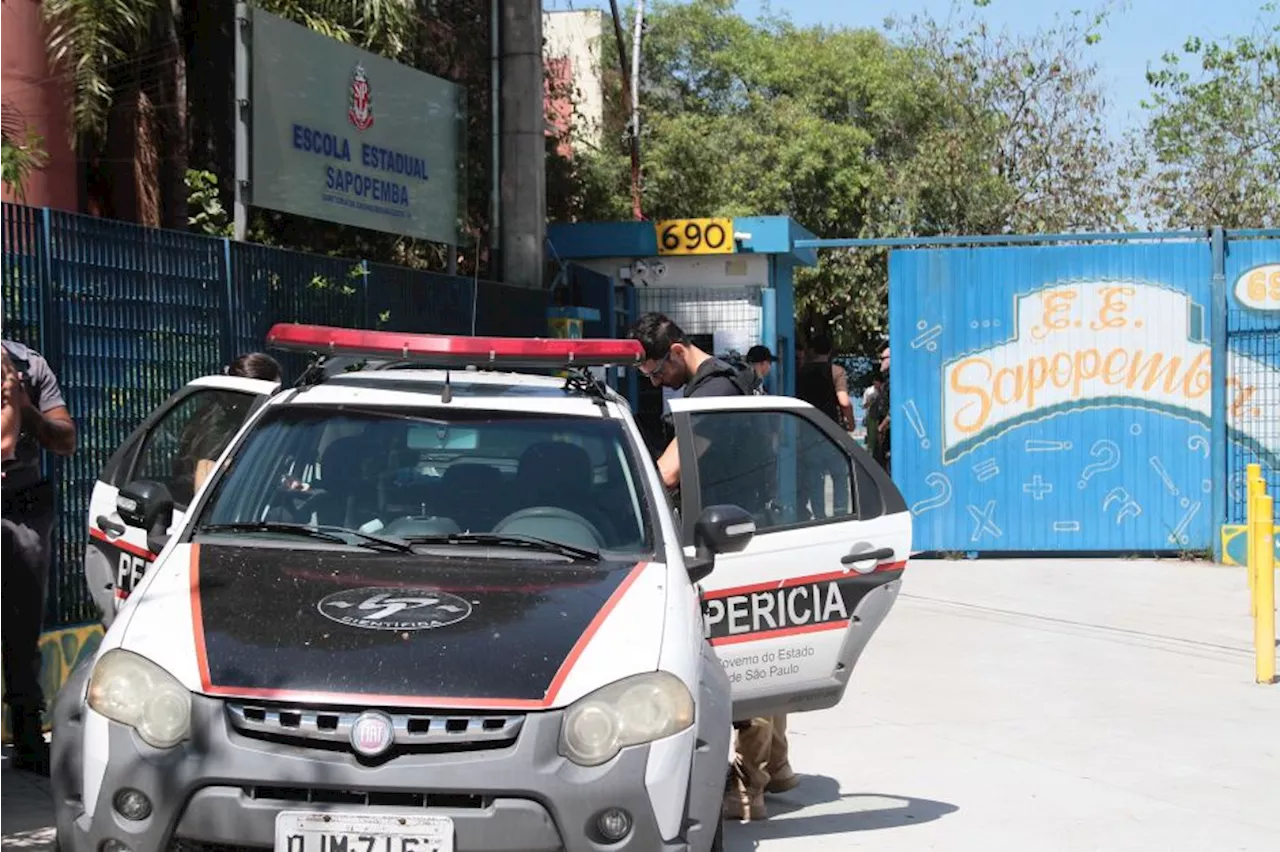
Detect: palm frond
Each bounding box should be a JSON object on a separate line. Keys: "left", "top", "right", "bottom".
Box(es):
{"left": 43, "top": 0, "right": 161, "bottom": 139}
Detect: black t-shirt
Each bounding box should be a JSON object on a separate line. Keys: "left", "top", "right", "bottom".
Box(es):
{"left": 684, "top": 357, "right": 752, "bottom": 398}
{"left": 678, "top": 357, "right": 770, "bottom": 511}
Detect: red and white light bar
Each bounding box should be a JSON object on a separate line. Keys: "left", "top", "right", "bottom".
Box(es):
{"left": 266, "top": 323, "right": 645, "bottom": 368}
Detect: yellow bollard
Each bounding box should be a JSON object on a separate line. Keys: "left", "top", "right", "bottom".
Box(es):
{"left": 1246, "top": 464, "right": 1263, "bottom": 605}
{"left": 1252, "top": 492, "right": 1276, "bottom": 685}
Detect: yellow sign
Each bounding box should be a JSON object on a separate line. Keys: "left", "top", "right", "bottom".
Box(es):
{"left": 1, "top": 622, "right": 104, "bottom": 741}
{"left": 655, "top": 218, "right": 735, "bottom": 256}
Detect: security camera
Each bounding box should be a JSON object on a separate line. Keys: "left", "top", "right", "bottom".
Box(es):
{"left": 633, "top": 260, "right": 648, "bottom": 278}
{"left": 653, "top": 261, "right": 667, "bottom": 278}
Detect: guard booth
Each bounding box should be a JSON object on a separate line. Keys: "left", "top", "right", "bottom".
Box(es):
{"left": 546, "top": 216, "right": 818, "bottom": 453}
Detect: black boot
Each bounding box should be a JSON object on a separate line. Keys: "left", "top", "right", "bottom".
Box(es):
{"left": 10, "top": 707, "right": 51, "bottom": 777}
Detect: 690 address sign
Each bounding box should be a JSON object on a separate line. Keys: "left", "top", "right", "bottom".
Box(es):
{"left": 655, "top": 218, "right": 735, "bottom": 256}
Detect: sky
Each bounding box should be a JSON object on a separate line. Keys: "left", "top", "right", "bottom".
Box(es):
{"left": 543, "top": 0, "right": 1271, "bottom": 141}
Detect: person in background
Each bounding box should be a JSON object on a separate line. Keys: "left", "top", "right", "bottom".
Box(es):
{"left": 2, "top": 350, "right": 19, "bottom": 467}
{"left": 2, "top": 337, "right": 77, "bottom": 776}
{"left": 797, "top": 334, "right": 853, "bottom": 431}
{"left": 744, "top": 345, "right": 776, "bottom": 395}
{"left": 871, "top": 346, "right": 891, "bottom": 473}
{"left": 796, "top": 333, "right": 855, "bottom": 521}
{"left": 225, "top": 351, "right": 282, "bottom": 382}
{"left": 188, "top": 352, "right": 284, "bottom": 493}
{"left": 863, "top": 374, "right": 884, "bottom": 457}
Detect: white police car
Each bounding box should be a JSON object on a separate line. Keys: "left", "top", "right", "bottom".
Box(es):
{"left": 56, "top": 324, "right": 911, "bottom": 852}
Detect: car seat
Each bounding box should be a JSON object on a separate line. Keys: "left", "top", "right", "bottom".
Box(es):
{"left": 438, "top": 462, "right": 508, "bottom": 532}
{"left": 512, "top": 441, "right": 617, "bottom": 545}
{"left": 311, "top": 435, "right": 382, "bottom": 529}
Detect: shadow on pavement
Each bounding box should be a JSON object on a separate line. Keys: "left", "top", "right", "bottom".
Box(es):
{"left": 723, "top": 774, "right": 958, "bottom": 848}
{"left": 2, "top": 752, "right": 56, "bottom": 852}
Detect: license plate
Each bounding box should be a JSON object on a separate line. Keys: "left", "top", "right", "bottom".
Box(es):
{"left": 274, "top": 811, "right": 454, "bottom": 852}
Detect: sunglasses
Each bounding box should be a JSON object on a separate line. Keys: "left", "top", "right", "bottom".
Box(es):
{"left": 638, "top": 349, "right": 673, "bottom": 379}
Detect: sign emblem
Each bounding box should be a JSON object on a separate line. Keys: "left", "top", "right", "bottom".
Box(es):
{"left": 317, "top": 587, "right": 473, "bottom": 631}
{"left": 348, "top": 63, "right": 374, "bottom": 131}
{"left": 350, "top": 711, "right": 395, "bottom": 757}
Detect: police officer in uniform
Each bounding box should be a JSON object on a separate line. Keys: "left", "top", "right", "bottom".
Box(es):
{"left": 2, "top": 338, "right": 77, "bottom": 775}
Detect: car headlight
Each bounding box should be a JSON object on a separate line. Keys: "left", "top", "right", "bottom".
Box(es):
{"left": 87, "top": 649, "right": 192, "bottom": 749}
{"left": 559, "top": 671, "right": 694, "bottom": 767}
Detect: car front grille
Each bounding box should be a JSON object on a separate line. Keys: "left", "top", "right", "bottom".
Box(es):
{"left": 243, "top": 786, "right": 491, "bottom": 809}
{"left": 225, "top": 702, "right": 524, "bottom": 755}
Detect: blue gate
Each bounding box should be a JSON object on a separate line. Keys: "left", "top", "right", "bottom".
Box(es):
{"left": 889, "top": 232, "right": 1279, "bottom": 555}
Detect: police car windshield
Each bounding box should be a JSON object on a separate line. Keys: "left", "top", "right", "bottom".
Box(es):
{"left": 194, "top": 406, "right": 654, "bottom": 555}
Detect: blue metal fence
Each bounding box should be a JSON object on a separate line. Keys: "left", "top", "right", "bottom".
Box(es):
{"left": 1223, "top": 236, "right": 1280, "bottom": 525}
{"left": 1, "top": 202, "right": 550, "bottom": 627}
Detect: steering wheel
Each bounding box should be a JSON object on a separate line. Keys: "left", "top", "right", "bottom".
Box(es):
{"left": 492, "top": 506, "right": 606, "bottom": 550}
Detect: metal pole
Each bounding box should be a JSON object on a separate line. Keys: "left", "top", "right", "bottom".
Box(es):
{"left": 498, "top": 0, "right": 545, "bottom": 288}
{"left": 628, "top": 0, "right": 646, "bottom": 220}
{"left": 489, "top": 0, "right": 501, "bottom": 276}
{"left": 1211, "top": 226, "right": 1227, "bottom": 562}
{"left": 233, "top": 2, "right": 251, "bottom": 242}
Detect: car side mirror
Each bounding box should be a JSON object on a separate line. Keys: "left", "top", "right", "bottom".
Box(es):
{"left": 117, "top": 480, "right": 175, "bottom": 552}
{"left": 686, "top": 504, "right": 756, "bottom": 584}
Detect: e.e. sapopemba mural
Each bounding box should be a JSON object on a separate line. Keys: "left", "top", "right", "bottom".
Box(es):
{"left": 889, "top": 240, "right": 1279, "bottom": 554}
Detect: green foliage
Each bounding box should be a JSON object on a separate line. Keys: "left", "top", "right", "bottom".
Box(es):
{"left": 1, "top": 127, "right": 50, "bottom": 202}
{"left": 43, "top": 0, "right": 161, "bottom": 140}
{"left": 1130, "top": 3, "right": 1279, "bottom": 228}
{"left": 185, "top": 170, "right": 233, "bottom": 237}
{"left": 257, "top": 0, "right": 416, "bottom": 58}
{"left": 571, "top": 0, "right": 1126, "bottom": 355}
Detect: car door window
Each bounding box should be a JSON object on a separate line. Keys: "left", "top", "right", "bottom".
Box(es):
{"left": 130, "top": 389, "right": 258, "bottom": 509}
{"left": 687, "top": 409, "right": 855, "bottom": 533}
{"left": 670, "top": 397, "right": 912, "bottom": 721}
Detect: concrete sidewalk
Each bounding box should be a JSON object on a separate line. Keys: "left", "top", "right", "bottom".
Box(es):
{"left": 0, "top": 752, "right": 54, "bottom": 851}
{"left": 723, "top": 558, "right": 1280, "bottom": 851}
{"left": 4, "top": 559, "right": 1277, "bottom": 851}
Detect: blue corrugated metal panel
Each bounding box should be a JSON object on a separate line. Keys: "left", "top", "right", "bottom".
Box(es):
{"left": 889, "top": 241, "right": 1215, "bottom": 553}
{"left": 1223, "top": 238, "right": 1280, "bottom": 523}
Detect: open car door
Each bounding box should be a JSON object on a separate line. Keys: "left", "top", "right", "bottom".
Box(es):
{"left": 668, "top": 395, "right": 911, "bottom": 721}
{"left": 85, "top": 375, "right": 277, "bottom": 626}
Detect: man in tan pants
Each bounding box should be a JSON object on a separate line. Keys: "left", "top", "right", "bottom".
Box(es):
{"left": 723, "top": 714, "right": 799, "bottom": 821}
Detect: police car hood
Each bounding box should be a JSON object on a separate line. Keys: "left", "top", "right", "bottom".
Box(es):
{"left": 116, "top": 542, "right": 665, "bottom": 709}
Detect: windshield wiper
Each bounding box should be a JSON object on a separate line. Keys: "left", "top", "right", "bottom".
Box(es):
{"left": 404, "top": 532, "right": 600, "bottom": 561}
{"left": 199, "top": 522, "right": 415, "bottom": 553}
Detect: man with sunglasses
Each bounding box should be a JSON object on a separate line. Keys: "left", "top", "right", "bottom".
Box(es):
{"left": 627, "top": 313, "right": 793, "bottom": 823}
{"left": 628, "top": 313, "right": 753, "bottom": 490}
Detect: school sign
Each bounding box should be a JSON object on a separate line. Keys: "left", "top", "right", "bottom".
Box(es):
{"left": 239, "top": 6, "right": 464, "bottom": 245}
{"left": 889, "top": 237, "right": 1280, "bottom": 555}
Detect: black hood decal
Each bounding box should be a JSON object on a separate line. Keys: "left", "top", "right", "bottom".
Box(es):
{"left": 190, "top": 543, "right": 645, "bottom": 707}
